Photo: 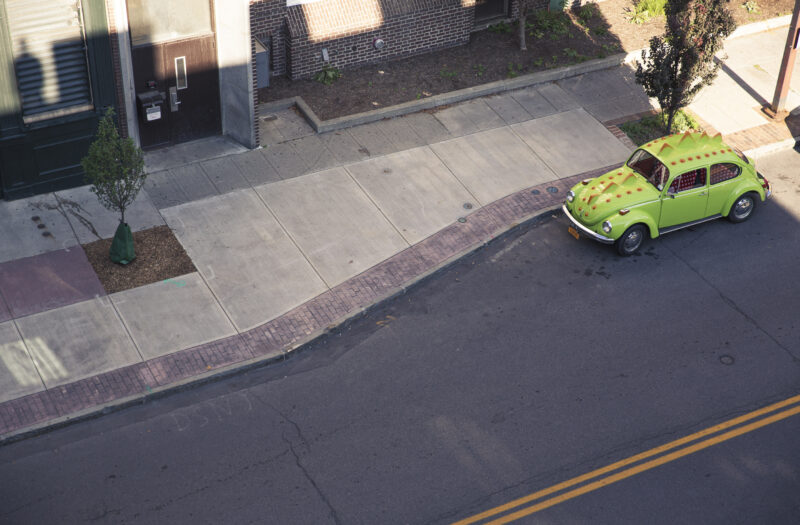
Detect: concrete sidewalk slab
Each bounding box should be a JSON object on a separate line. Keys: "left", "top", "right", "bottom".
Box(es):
{"left": 433, "top": 98, "right": 505, "bottom": 137}
{"left": 0, "top": 321, "right": 44, "bottom": 403}
{"left": 430, "top": 127, "right": 557, "bottom": 205}
{"left": 512, "top": 108, "right": 632, "bottom": 177}
{"left": 257, "top": 167, "right": 409, "bottom": 287}
{"left": 691, "top": 28, "right": 800, "bottom": 135}
{"left": 373, "top": 118, "right": 428, "bottom": 151}
{"left": 536, "top": 82, "right": 581, "bottom": 112}
{"left": 557, "top": 66, "right": 653, "bottom": 122}
{"left": 170, "top": 164, "right": 219, "bottom": 202}
{"left": 261, "top": 141, "right": 310, "bottom": 179}
{"left": 54, "top": 186, "right": 165, "bottom": 243}
{"left": 345, "top": 147, "right": 476, "bottom": 244}
{"left": 320, "top": 130, "right": 372, "bottom": 165}
{"left": 0, "top": 295, "right": 10, "bottom": 323}
{"left": 348, "top": 122, "right": 399, "bottom": 158}
{"left": 510, "top": 86, "right": 558, "bottom": 118}
{"left": 288, "top": 134, "right": 339, "bottom": 175}
{"left": 200, "top": 156, "right": 252, "bottom": 194}
{"left": 143, "top": 136, "right": 247, "bottom": 173}
{"left": 230, "top": 149, "right": 281, "bottom": 187}
{"left": 691, "top": 74, "right": 770, "bottom": 134}
{"left": 401, "top": 112, "right": 453, "bottom": 145}
{"left": 0, "top": 248, "right": 105, "bottom": 319}
{"left": 161, "top": 190, "right": 327, "bottom": 331}
{"left": 15, "top": 298, "right": 140, "bottom": 388}
{"left": 483, "top": 93, "right": 533, "bottom": 125}
{"left": 0, "top": 194, "right": 79, "bottom": 263}
{"left": 143, "top": 170, "right": 189, "bottom": 209}
{"left": 258, "top": 107, "right": 315, "bottom": 146}
{"left": 111, "top": 272, "right": 236, "bottom": 360}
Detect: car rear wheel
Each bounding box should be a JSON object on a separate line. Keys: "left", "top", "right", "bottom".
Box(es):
{"left": 728, "top": 193, "right": 757, "bottom": 223}
{"left": 615, "top": 224, "right": 646, "bottom": 256}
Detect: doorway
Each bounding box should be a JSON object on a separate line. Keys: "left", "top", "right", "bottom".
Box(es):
{"left": 127, "top": 0, "right": 221, "bottom": 149}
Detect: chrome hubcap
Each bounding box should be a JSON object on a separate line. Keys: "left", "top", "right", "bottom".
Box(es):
{"left": 623, "top": 230, "right": 642, "bottom": 252}
{"left": 734, "top": 198, "right": 752, "bottom": 218}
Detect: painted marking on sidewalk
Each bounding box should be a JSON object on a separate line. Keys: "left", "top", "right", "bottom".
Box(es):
{"left": 453, "top": 394, "right": 800, "bottom": 525}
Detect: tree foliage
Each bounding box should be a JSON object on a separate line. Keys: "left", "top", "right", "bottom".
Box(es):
{"left": 635, "top": 0, "right": 736, "bottom": 132}
{"left": 81, "top": 107, "right": 146, "bottom": 225}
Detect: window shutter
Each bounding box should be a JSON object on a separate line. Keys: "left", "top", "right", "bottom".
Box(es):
{"left": 6, "top": 0, "right": 92, "bottom": 117}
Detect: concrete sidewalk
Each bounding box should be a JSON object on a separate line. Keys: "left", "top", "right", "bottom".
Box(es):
{"left": 1, "top": 19, "right": 798, "bottom": 441}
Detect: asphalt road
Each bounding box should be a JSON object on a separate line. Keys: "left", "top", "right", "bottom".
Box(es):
{"left": 1, "top": 147, "right": 799, "bottom": 525}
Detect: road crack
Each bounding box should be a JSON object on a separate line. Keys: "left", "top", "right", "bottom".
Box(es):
{"left": 666, "top": 244, "right": 798, "bottom": 361}
{"left": 252, "top": 394, "right": 341, "bottom": 524}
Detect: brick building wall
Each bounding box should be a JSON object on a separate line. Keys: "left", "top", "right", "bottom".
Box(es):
{"left": 284, "top": 0, "right": 476, "bottom": 79}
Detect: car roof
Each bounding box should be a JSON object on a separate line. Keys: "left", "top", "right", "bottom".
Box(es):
{"left": 639, "top": 131, "right": 741, "bottom": 172}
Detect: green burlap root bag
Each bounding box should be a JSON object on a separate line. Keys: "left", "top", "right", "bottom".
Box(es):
{"left": 110, "top": 222, "right": 135, "bottom": 264}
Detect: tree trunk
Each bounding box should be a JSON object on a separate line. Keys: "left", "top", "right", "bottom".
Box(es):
{"left": 519, "top": 3, "right": 528, "bottom": 51}
{"left": 666, "top": 108, "right": 676, "bottom": 133}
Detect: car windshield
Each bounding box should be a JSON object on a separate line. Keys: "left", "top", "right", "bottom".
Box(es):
{"left": 627, "top": 149, "right": 669, "bottom": 189}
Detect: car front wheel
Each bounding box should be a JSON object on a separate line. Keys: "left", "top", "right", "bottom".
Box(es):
{"left": 615, "top": 224, "right": 647, "bottom": 256}
{"left": 728, "top": 193, "right": 757, "bottom": 223}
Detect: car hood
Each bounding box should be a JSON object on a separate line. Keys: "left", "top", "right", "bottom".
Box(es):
{"left": 569, "top": 167, "right": 660, "bottom": 226}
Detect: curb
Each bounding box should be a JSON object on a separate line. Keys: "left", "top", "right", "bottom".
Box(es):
{"left": 744, "top": 137, "right": 800, "bottom": 158}
{"left": 728, "top": 14, "right": 793, "bottom": 39}
{"left": 0, "top": 199, "right": 568, "bottom": 445}
{"left": 260, "top": 54, "right": 632, "bottom": 134}
{"left": 258, "top": 15, "right": 792, "bottom": 138}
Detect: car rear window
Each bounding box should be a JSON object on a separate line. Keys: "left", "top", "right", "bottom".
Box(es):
{"left": 710, "top": 163, "right": 741, "bottom": 185}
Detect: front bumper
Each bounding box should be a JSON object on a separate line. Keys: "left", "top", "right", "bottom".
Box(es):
{"left": 562, "top": 204, "right": 615, "bottom": 244}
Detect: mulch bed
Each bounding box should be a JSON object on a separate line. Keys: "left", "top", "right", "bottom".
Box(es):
{"left": 260, "top": 0, "right": 794, "bottom": 121}
{"left": 82, "top": 225, "right": 196, "bottom": 294}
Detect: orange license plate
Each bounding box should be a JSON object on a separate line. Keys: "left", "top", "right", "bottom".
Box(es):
{"left": 568, "top": 226, "right": 579, "bottom": 240}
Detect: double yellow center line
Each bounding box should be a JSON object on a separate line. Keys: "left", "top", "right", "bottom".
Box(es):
{"left": 454, "top": 394, "right": 800, "bottom": 525}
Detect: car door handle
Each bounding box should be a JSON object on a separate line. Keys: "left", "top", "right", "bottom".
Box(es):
{"left": 698, "top": 192, "right": 706, "bottom": 196}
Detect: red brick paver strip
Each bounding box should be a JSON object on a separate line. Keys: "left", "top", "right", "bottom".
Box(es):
{"left": 0, "top": 149, "right": 636, "bottom": 441}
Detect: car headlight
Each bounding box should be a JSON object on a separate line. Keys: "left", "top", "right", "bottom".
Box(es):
{"left": 566, "top": 190, "right": 575, "bottom": 203}
{"left": 602, "top": 221, "right": 612, "bottom": 233}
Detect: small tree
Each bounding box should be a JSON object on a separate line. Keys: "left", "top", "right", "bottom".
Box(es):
{"left": 518, "top": 1, "right": 529, "bottom": 51}
{"left": 81, "top": 107, "right": 146, "bottom": 264}
{"left": 635, "top": 0, "right": 736, "bottom": 132}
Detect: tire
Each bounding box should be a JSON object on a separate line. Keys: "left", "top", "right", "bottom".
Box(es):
{"left": 615, "top": 224, "right": 647, "bottom": 256}
{"left": 728, "top": 193, "right": 757, "bottom": 223}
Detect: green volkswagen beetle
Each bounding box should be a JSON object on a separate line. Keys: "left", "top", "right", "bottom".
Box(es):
{"left": 563, "top": 131, "right": 772, "bottom": 256}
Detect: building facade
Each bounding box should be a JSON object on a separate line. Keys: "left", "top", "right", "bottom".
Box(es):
{"left": 1, "top": 0, "right": 548, "bottom": 199}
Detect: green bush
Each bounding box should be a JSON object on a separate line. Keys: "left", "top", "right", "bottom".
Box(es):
{"left": 629, "top": 0, "right": 666, "bottom": 24}
{"left": 620, "top": 110, "right": 699, "bottom": 145}
{"left": 528, "top": 10, "right": 571, "bottom": 39}
{"left": 313, "top": 64, "right": 342, "bottom": 85}
{"left": 488, "top": 21, "right": 513, "bottom": 34}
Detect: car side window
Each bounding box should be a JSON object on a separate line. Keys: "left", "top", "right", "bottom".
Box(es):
{"left": 669, "top": 168, "right": 707, "bottom": 193}
{"left": 710, "top": 163, "right": 741, "bottom": 185}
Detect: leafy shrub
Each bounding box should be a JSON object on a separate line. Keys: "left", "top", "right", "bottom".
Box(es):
{"left": 628, "top": 0, "right": 666, "bottom": 24}
{"left": 620, "top": 110, "right": 699, "bottom": 145}
{"left": 314, "top": 64, "right": 342, "bottom": 85}
{"left": 742, "top": 1, "right": 759, "bottom": 13}
{"left": 488, "top": 21, "right": 513, "bottom": 34}
{"left": 528, "top": 10, "right": 571, "bottom": 40}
